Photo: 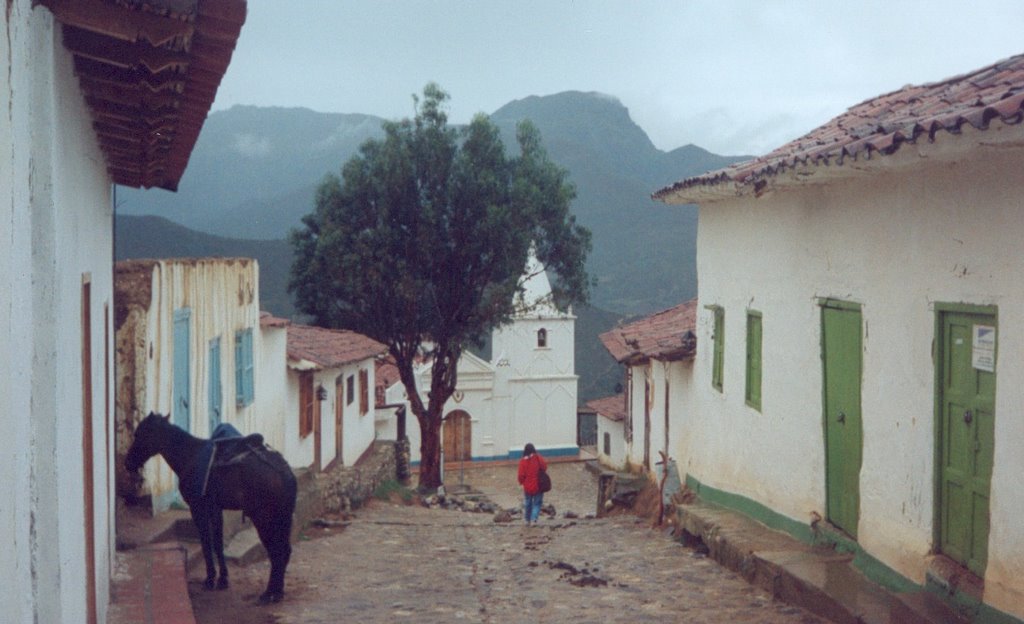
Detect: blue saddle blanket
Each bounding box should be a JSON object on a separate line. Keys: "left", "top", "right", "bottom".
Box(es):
{"left": 180, "top": 423, "right": 244, "bottom": 501}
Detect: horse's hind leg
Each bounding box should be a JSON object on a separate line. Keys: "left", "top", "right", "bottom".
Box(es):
{"left": 211, "top": 508, "right": 229, "bottom": 590}
{"left": 255, "top": 517, "right": 292, "bottom": 604}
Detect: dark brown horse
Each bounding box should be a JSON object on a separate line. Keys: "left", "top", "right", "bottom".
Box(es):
{"left": 124, "top": 412, "right": 297, "bottom": 604}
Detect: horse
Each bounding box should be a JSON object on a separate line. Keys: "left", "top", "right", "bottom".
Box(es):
{"left": 124, "top": 412, "right": 298, "bottom": 604}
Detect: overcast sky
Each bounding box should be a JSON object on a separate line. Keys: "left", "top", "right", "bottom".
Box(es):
{"left": 211, "top": 1, "right": 1024, "bottom": 156}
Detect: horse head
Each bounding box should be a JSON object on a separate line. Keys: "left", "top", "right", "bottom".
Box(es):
{"left": 124, "top": 412, "right": 171, "bottom": 472}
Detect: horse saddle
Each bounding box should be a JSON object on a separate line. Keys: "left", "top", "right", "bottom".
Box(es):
{"left": 197, "top": 424, "right": 268, "bottom": 497}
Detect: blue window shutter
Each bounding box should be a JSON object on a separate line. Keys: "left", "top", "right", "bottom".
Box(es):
{"left": 235, "top": 330, "right": 244, "bottom": 406}
{"left": 235, "top": 328, "right": 255, "bottom": 407}
{"left": 209, "top": 337, "right": 222, "bottom": 432}
{"left": 173, "top": 308, "right": 191, "bottom": 430}
{"left": 244, "top": 328, "right": 255, "bottom": 404}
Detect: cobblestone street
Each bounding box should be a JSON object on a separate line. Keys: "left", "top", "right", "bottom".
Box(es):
{"left": 189, "top": 462, "right": 825, "bottom": 623}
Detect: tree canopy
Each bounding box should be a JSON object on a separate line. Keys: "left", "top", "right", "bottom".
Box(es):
{"left": 289, "top": 84, "right": 591, "bottom": 488}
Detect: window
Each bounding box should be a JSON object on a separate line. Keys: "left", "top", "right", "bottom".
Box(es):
{"left": 537, "top": 328, "right": 547, "bottom": 348}
{"left": 745, "top": 311, "right": 762, "bottom": 410}
{"left": 358, "top": 368, "right": 369, "bottom": 415}
{"left": 235, "top": 328, "right": 254, "bottom": 407}
{"left": 711, "top": 306, "right": 724, "bottom": 391}
{"left": 346, "top": 374, "right": 355, "bottom": 406}
{"left": 603, "top": 432, "right": 611, "bottom": 456}
{"left": 299, "top": 371, "right": 314, "bottom": 438}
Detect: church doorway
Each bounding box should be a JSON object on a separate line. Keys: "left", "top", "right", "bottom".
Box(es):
{"left": 443, "top": 410, "right": 472, "bottom": 462}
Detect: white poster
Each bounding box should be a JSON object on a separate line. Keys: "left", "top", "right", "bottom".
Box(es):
{"left": 972, "top": 324, "right": 996, "bottom": 372}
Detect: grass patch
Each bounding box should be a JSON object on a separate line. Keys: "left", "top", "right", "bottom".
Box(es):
{"left": 373, "top": 479, "right": 416, "bottom": 504}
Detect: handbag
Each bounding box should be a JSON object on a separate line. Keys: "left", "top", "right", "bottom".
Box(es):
{"left": 537, "top": 462, "right": 552, "bottom": 493}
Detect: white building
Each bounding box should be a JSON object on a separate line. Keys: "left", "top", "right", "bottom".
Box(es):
{"left": 378, "top": 250, "right": 579, "bottom": 464}
{"left": 654, "top": 53, "right": 1024, "bottom": 623}
{"left": 281, "top": 322, "right": 386, "bottom": 471}
{"left": 1, "top": 2, "right": 244, "bottom": 622}
{"left": 598, "top": 300, "right": 696, "bottom": 475}
{"left": 586, "top": 394, "right": 627, "bottom": 470}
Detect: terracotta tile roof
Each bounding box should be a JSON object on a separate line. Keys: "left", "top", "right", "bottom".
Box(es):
{"left": 586, "top": 394, "right": 627, "bottom": 422}
{"left": 287, "top": 324, "right": 386, "bottom": 370}
{"left": 40, "top": 0, "right": 246, "bottom": 191}
{"left": 259, "top": 311, "right": 290, "bottom": 329}
{"left": 654, "top": 53, "right": 1024, "bottom": 203}
{"left": 600, "top": 299, "right": 697, "bottom": 363}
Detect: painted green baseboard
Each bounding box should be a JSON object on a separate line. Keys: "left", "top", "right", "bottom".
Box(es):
{"left": 682, "top": 474, "right": 1023, "bottom": 624}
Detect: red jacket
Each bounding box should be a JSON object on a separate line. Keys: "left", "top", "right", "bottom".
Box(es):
{"left": 518, "top": 452, "right": 548, "bottom": 495}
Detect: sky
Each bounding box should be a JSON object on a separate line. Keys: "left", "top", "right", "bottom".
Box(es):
{"left": 211, "top": 1, "right": 1024, "bottom": 157}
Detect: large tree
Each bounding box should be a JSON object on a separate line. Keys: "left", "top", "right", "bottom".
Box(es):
{"left": 289, "top": 84, "right": 591, "bottom": 489}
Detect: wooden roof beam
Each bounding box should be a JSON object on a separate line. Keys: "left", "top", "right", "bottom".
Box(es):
{"left": 40, "top": 0, "right": 194, "bottom": 47}
{"left": 62, "top": 26, "right": 189, "bottom": 74}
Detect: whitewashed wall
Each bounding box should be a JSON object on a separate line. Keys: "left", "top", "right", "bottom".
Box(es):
{"left": 596, "top": 417, "right": 626, "bottom": 469}
{"left": 257, "top": 323, "right": 288, "bottom": 452}
{"left": 688, "top": 132, "right": 1024, "bottom": 617}
{"left": 1, "top": 4, "right": 115, "bottom": 622}
{"left": 494, "top": 313, "right": 578, "bottom": 457}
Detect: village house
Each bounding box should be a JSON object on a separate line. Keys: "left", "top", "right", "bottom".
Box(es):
{"left": 279, "top": 322, "right": 386, "bottom": 472}
{"left": 0, "top": 1, "right": 245, "bottom": 621}
{"left": 115, "top": 260, "right": 387, "bottom": 513}
{"left": 585, "top": 393, "right": 628, "bottom": 470}
{"left": 115, "top": 258, "right": 263, "bottom": 512}
{"left": 377, "top": 249, "right": 579, "bottom": 465}
{"left": 654, "top": 53, "right": 1024, "bottom": 622}
{"left": 597, "top": 300, "right": 697, "bottom": 474}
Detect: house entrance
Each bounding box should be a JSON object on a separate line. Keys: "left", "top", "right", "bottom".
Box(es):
{"left": 821, "top": 301, "right": 863, "bottom": 538}
{"left": 443, "top": 410, "right": 472, "bottom": 462}
{"left": 936, "top": 307, "right": 995, "bottom": 576}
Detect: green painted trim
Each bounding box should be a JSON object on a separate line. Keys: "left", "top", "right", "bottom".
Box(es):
{"left": 933, "top": 301, "right": 998, "bottom": 316}
{"left": 685, "top": 474, "right": 1024, "bottom": 624}
{"left": 744, "top": 310, "right": 762, "bottom": 411}
{"left": 685, "top": 474, "right": 814, "bottom": 544}
{"left": 817, "top": 297, "right": 863, "bottom": 311}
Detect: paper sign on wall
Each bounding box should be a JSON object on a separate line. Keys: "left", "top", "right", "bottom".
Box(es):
{"left": 972, "top": 325, "right": 996, "bottom": 372}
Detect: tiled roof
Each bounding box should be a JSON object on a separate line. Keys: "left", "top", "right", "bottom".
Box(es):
{"left": 599, "top": 299, "right": 697, "bottom": 363}
{"left": 586, "top": 394, "right": 627, "bottom": 422}
{"left": 654, "top": 53, "right": 1024, "bottom": 203}
{"left": 40, "top": 0, "right": 246, "bottom": 191}
{"left": 260, "top": 311, "right": 290, "bottom": 328}
{"left": 287, "top": 324, "right": 386, "bottom": 370}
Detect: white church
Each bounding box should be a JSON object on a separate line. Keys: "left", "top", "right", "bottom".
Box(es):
{"left": 376, "top": 250, "right": 579, "bottom": 464}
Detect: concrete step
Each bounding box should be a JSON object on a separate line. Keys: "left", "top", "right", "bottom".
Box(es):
{"left": 224, "top": 527, "right": 267, "bottom": 566}
{"left": 675, "top": 500, "right": 962, "bottom": 624}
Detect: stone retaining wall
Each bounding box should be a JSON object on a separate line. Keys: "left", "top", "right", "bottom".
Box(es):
{"left": 316, "top": 442, "right": 399, "bottom": 515}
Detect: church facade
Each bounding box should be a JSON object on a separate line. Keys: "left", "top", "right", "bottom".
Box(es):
{"left": 376, "top": 252, "right": 579, "bottom": 464}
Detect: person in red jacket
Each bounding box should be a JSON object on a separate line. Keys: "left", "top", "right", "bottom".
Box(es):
{"left": 517, "top": 443, "right": 547, "bottom": 526}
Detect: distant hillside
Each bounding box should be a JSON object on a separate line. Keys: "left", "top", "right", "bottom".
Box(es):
{"left": 117, "top": 93, "right": 748, "bottom": 316}
{"left": 114, "top": 215, "right": 297, "bottom": 317}
{"left": 115, "top": 214, "right": 626, "bottom": 405}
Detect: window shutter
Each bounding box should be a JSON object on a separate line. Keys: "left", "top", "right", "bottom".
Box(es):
{"left": 359, "top": 369, "right": 369, "bottom": 415}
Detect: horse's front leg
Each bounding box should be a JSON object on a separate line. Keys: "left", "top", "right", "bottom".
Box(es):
{"left": 211, "top": 507, "right": 229, "bottom": 590}
{"left": 192, "top": 506, "right": 217, "bottom": 591}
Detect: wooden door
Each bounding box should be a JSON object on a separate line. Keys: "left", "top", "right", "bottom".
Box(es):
{"left": 822, "top": 302, "right": 862, "bottom": 538}
{"left": 938, "top": 310, "right": 995, "bottom": 575}
{"left": 335, "top": 377, "right": 344, "bottom": 465}
{"left": 443, "top": 410, "right": 472, "bottom": 462}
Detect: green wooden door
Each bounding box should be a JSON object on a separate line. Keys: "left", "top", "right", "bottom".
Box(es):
{"left": 822, "top": 303, "right": 862, "bottom": 538}
{"left": 938, "top": 310, "right": 995, "bottom": 576}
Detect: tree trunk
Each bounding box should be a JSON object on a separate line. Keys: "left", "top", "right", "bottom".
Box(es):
{"left": 415, "top": 401, "right": 443, "bottom": 490}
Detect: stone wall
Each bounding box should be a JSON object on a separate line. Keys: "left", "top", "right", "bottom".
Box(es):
{"left": 315, "top": 442, "right": 399, "bottom": 515}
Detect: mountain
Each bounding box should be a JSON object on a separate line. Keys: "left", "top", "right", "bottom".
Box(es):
{"left": 114, "top": 215, "right": 298, "bottom": 318}
{"left": 114, "top": 215, "right": 627, "bottom": 404}
{"left": 117, "top": 93, "right": 749, "bottom": 316}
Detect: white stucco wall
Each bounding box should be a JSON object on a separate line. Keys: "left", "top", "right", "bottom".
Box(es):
{"left": 596, "top": 417, "right": 626, "bottom": 469}
{"left": 688, "top": 130, "right": 1024, "bottom": 617}
{"left": 283, "top": 360, "right": 377, "bottom": 470}
{"left": 2, "top": 4, "right": 115, "bottom": 622}
{"left": 258, "top": 324, "right": 289, "bottom": 452}
{"left": 494, "top": 313, "right": 578, "bottom": 456}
